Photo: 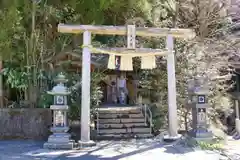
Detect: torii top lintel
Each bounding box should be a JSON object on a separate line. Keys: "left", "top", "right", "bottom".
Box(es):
{"left": 58, "top": 24, "right": 195, "bottom": 39}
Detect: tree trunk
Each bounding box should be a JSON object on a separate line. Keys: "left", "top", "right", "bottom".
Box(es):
{"left": 0, "top": 57, "right": 3, "bottom": 108}
{"left": 28, "top": 84, "right": 38, "bottom": 108}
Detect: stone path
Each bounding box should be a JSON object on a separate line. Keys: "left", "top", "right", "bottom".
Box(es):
{"left": 0, "top": 139, "right": 223, "bottom": 160}
{"left": 222, "top": 139, "right": 240, "bottom": 160}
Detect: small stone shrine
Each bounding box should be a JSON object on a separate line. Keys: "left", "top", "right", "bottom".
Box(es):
{"left": 188, "top": 78, "right": 213, "bottom": 140}
{"left": 43, "top": 73, "right": 75, "bottom": 149}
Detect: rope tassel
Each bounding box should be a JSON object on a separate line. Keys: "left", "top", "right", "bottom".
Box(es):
{"left": 107, "top": 54, "right": 115, "bottom": 69}
{"left": 141, "top": 56, "right": 156, "bottom": 69}
{"left": 120, "top": 55, "right": 133, "bottom": 71}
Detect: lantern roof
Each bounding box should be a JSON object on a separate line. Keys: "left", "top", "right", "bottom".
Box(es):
{"left": 48, "top": 83, "right": 70, "bottom": 95}
{"left": 54, "top": 73, "right": 68, "bottom": 83}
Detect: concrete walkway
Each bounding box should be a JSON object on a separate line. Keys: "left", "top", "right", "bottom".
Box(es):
{"left": 223, "top": 139, "right": 240, "bottom": 160}
{"left": 0, "top": 139, "right": 221, "bottom": 160}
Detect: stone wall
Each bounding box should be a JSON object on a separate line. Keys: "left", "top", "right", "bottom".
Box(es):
{"left": 0, "top": 108, "right": 52, "bottom": 140}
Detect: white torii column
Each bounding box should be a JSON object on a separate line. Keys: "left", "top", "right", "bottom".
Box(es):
{"left": 235, "top": 75, "right": 240, "bottom": 136}
{"left": 165, "top": 35, "right": 179, "bottom": 140}
{"left": 235, "top": 100, "right": 240, "bottom": 135}
{"left": 79, "top": 31, "right": 95, "bottom": 147}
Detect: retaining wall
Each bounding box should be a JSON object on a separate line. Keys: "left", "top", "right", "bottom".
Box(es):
{"left": 0, "top": 108, "right": 52, "bottom": 140}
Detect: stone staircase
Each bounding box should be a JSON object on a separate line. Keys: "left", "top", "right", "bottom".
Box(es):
{"left": 95, "top": 105, "right": 153, "bottom": 139}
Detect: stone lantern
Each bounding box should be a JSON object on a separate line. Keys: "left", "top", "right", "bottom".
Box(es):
{"left": 43, "top": 73, "right": 75, "bottom": 149}
{"left": 188, "top": 78, "right": 213, "bottom": 140}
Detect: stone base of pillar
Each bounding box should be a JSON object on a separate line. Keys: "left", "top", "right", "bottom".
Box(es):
{"left": 236, "top": 119, "right": 240, "bottom": 133}
{"left": 43, "top": 142, "right": 75, "bottom": 150}
{"left": 233, "top": 119, "right": 240, "bottom": 140}
{"left": 78, "top": 140, "right": 96, "bottom": 148}
{"left": 43, "top": 133, "right": 75, "bottom": 149}
{"left": 163, "top": 134, "right": 181, "bottom": 142}
{"left": 188, "top": 128, "right": 213, "bottom": 141}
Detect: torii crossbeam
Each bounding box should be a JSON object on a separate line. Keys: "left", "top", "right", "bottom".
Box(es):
{"left": 57, "top": 23, "right": 195, "bottom": 145}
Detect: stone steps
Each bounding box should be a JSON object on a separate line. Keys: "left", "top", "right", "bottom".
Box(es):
{"left": 95, "top": 106, "right": 153, "bottom": 140}
{"left": 98, "top": 128, "right": 151, "bottom": 134}
{"left": 98, "top": 118, "right": 146, "bottom": 124}
{"left": 98, "top": 113, "right": 144, "bottom": 119}
{"left": 96, "top": 133, "right": 153, "bottom": 140}
{"left": 96, "top": 107, "right": 142, "bottom": 114}
{"left": 98, "top": 123, "right": 147, "bottom": 129}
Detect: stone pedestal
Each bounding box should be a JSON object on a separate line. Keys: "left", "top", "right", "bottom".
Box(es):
{"left": 235, "top": 100, "right": 240, "bottom": 138}
{"left": 163, "top": 134, "right": 182, "bottom": 142}
{"left": 44, "top": 133, "right": 75, "bottom": 149}
{"left": 233, "top": 119, "right": 240, "bottom": 139}
{"left": 189, "top": 128, "right": 213, "bottom": 141}
{"left": 43, "top": 109, "right": 75, "bottom": 149}
{"left": 236, "top": 119, "right": 240, "bottom": 133}
{"left": 188, "top": 78, "right": 213, "bottom": 141}
{"left": 43, "top": 73, "right": 75, "bottom": 149}
{"left": 78, "top": 140, "right": 96, "bottom": 148}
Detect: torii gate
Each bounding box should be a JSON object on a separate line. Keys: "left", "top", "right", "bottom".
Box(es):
{"left": 58, "top": 24, "right": 195, "bottom": 145}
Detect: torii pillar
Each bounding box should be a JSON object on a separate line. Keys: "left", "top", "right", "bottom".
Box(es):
{"left": 78, "top": 31, "right": 96, "bottom": 147}
{"left": 164, "top": 35, "right": 180, "bottom": 140}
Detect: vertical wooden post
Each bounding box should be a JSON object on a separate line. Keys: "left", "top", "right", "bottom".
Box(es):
{"left": 166, "top": 35, "right": 178, "bottom": 138}
{"left": 79, "top": 31, "right": 95, "bottom": 146}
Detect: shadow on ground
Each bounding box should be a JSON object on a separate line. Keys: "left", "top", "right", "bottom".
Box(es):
{"left": 24, "top": 139, "right": 195, "bottom": 160}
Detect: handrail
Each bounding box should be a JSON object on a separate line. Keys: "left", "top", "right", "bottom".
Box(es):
{"left": 96, "top": 111, "right": 99, "bottom": 135}
{"left": 142, "top": 104, "right": 153, "bottom": 134}
{"left": 144, "top": 104, "right": 147, "bottom": 126}
{"left": 140, "top": 103, "right": 147, "bottom": 126}
{"left": 147, "top": 106, "right": 153, "bottom": 128}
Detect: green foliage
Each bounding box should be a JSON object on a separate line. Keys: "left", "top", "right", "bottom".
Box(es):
{"left": 150, "top": 103, "right": 168, "bottom": 130}
{"left": 0, "top": 0, "right": 236, "bottom": 134}
{"left": 0, "top": 0, "right": 144, "bottom": 106}
{"left": 68, "top": 103, "right": 80, "bottom": 120}
{"left": 197, "top": 141, "right": 224, "bottom": 151}
{"left": 90, "top": 72, "right": 104, "bottom": 108}
{"left": 2, "top": 68, "right": 28, "bottom": 90}
{"left": 184, "top": 136, "right": 224, "bottom": 151}
{"left": 0, "top": 0, "right": 23, "bottom": 59}
{"left": 37, "top": 92, "right": 52, "bottom": 108}
{"left": 131, "top": 0, "right": 236, "bottom": 131}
